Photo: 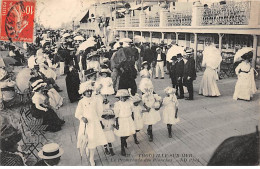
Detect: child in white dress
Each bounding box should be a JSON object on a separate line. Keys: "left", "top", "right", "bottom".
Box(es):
{"left": 162, "top": 87, "right": 180, "bottom": 138}
{"left": 131, "top": 94, "right": 144, "bottom": 144}
{"left": 114, "top": 89, "right": 136, "bottom": 156}
{"left": 142, "top": 86, "right": 162, "bottom": 142}
{"left": 139, "top": 61, "right": 153, "bottom": 94}
{"left": 97, "top": 66, "right": 115, "bottom": 98}
{"left": 101, "top": 99, "right": 116, "bottom": 156}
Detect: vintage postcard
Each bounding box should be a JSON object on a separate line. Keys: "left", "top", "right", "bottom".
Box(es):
{"left": 0, "top": 0, "right": 259, "bottom": 166}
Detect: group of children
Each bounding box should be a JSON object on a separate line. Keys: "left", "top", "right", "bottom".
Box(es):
{"left": 75, "top": 61, "right": 180, "bottom": 166}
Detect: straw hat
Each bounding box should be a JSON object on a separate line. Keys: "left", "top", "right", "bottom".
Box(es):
{"left": 141, "top": 61, "right": 148, "bottom": 67}
{"left": 99, "top": 68, "right": 111, "bottom": 75}
{"left": 31, "top": 79, "right": 47, "bottom": 92}
{"left": 87, "top": 51, "right": 98, "bottom": 60}
{"left": 78, "top": 81, "right": 94, "bottom": 94}
{"left": 131, "top": 94, "right": 141, "bottom": 103}
{"left": 115, "top": 89, "right": 130, "bottom": 98}
{"left": 38, "top": 143, "right": 64, "bottom": 160}
{"left": 84, "top": 68, "right": 96, "bottom": 78}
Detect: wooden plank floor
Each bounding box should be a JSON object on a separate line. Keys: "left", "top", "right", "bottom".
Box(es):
{"left": 41, "top": 71, "right": 259, "bottom": 166}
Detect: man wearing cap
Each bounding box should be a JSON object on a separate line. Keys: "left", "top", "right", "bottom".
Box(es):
{"left": 154, "top": 47, "right": 166, "bottom": 79}
{"left": 35, "top": 143, "right": 64, "bottom": 166}
{"left": 183, "top": 49, "right": 196, "bottom": 100}
{"left": 57, "top": 42, "right": 70, "bottom": 75}
{"left": 175, "top": 53, "right": 184, "bottom": 99}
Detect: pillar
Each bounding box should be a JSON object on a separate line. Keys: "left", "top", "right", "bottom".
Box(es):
{"left": 249, "top": 1, "right": 260, "bottom": 27}
{"left": 140, "top": 31, "right": 143, "bottom": 44}
{"left": 125, "top": 14, "right": 131, "bottom": 27}
{"left": 194, "top": 33, "right": 198, "bottom": 68}
{"left": 185, "top": 33, "right": 190, "bottom": 48}
{"left": 133, "top": 31, "right": 135, "bottom": 43}
{"left": 252, "top": 35, "right": 258, "bottom": 68}
{"left": 139, "top": 11, "right": 146, "bottom": 27}
{"left": 126, "top": 31, "right": 129, "bottom": 38}
{"left": 218, "top": 33, "right": 224, "bottom": 73}
{"left": 150, "top": 32, "right": 152, "bottom": 48}
{"left": 191, "top": 1, "right": 204, "bottom": 26}
{"left": 159, "top": 9, "right": 169, "bottom": 27}
{"left": 161, "top": 32, "right": 165, "bottom": 43}
{"left": 175, "top": 32, "right": 179, "bottom": 45}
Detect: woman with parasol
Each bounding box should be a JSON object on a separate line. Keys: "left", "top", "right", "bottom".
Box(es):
{"left": 199, "top": 44, "right": 222, "bottom": 97}
{"left": 75, "top": 81, "right": 107, "bottom": 166}
{"left": 233, "top": 49, "right": 257, "bottom": 101}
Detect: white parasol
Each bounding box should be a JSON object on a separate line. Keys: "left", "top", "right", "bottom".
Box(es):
{"left": 78, "top": 123, "right": 89, "bottom": 164}
{"left": 166, "top": 45, "right": 185, "bottom": 61}
{"left": 77, "top": 40, "right": 96, "bottom": 54}
{"left": 74, "top": 36, "right": 85, "bottom": 41}
{"left": 62, "top": 33, "right": 70, "bottom": 38}
{"left": 16, "top": 68, "right": 32, "bottom": 93}
{"left": 113, "top": 41, "right": 129, "bottom": 49}
{"left": 119, "top": 38, "right": 132, "bottom": 43}
{"left": 86, "top": 37, "right": 96, "bottom": 43}
{"left": 202, "top": 45, "right": 222, "bottom": 69}
{"left": 234, "top": 47, "right": 253, "bottom": 63}
{"left": 134, "top": 35, "right": 146, "bottom": 43}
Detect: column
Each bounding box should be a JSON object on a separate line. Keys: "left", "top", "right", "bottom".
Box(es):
{"left": 140, "top": 31, "right": 143, "bottom": 44}
{"left": 175, "top": 32, "right": 179, "bottom": 45}
{"left": 126, "top": 31, "right": 129, "bottom": 38}
{"left": 249, "top": 1, "right": 260, "bottom": 27}
{"left": 150, "top": 32, "right": 152, "bottom": 48}
{"left": 252, "top": 35, "right": 258, "bottom": 68}
{"left": 194, "top": 33, "right": 198, "bottom": 69}
{"left": 139, "top": 11, "right": 146, "bottom": 27}
{"left": 218, "top": 33, "right": 224, "bottom": 53}
{"left": 191, "top": 1, "right": 204, "bottom": 26}
{"left": 161, "top": 32, "right": 165, "bottom": 43}
{"left": 159, "top": 9, "right": 169, "bottom": 27}
{"left": 133, "top": 31, "right": 135, "bottom": 42}
{"left": 125, "top": 14, "right": 131, "bottom": 27}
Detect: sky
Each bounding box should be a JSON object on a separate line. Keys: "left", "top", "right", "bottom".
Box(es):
{"left": 35, "top": 0, "right": 98, "bottom": 29}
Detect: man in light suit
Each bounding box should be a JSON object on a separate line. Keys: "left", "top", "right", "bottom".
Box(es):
{"left": 154, "top": 47, "right": 166, "bottom": 79}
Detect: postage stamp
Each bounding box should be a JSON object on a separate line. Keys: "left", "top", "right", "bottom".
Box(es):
{"left": 0, "top": 0, "right": 36, "bottom": 43}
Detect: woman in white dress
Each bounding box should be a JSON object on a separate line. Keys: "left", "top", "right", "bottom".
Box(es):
{"left": 75, "top": 82, "right": 107, "bottom": 166}
{"left": 162, "top": 87, "right": 180, "bottom": 138}
{"left": 233, "top": 52, "right": 257, "bottom": 101}
{"left": 114, "top": 89, "right": 136, "bottom": 156}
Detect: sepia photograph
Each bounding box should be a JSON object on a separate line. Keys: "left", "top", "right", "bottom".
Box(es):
{"left": 0, "top": 0, "right": 259, "bottom": 166}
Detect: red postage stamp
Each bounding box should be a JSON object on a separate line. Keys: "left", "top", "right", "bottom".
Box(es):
{"left": 0, "top": 0, "right": 36, "bottom": 43}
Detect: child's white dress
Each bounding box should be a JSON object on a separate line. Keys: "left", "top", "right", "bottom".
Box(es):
{"left": 101, "top": 102, "right": 115, "bottom": 143}
{"left": 97, "top": 77, "right": 115, "bottom": 95}
{"left": 139, "top": 69, "right": 153, "bottom": 93}
{"left": 142, "top": 93, "right": 161, "bottom": 125}
{"left": 132, "top": 104, "right": 144, "bottom": 130}
{"left": 114, "top": 100, "right": 136, "bottom": 137}
{"left": 162, "top": 94, "right": 180, "bottom": 125}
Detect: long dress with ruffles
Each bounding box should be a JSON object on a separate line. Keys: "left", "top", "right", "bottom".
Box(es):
{"left": 96, "top": 77, "right": 115, "bottom": 95}
{"left": 162, "top": 94, "right": 180, "bottom": 125}
{"left": 75, "top": 96, "right": 107, "bottom": 150}
{"left": 233, "top": 61, "right": 257, "bottom": 101}
{"left": 113, "top": 100, "right": 136, "bottom": 137}
{"left": 142, "top": 93, "right": 161, "bottom": 125}
{"left": 199, "top": 62, "right": 220, "bottom": 96}
{"left": 139, "top": 69, "right": 153, "bottom": 93}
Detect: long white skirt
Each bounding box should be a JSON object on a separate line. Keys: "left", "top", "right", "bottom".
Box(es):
{"left": 48, "top": 88, "right": 63, "bottom": 110}
{"left": 114, "top": 117, "right": 136, "bottom": 137}
{"left": 142, "top": 109, "right": 161, "bottom": 125}
{"left": 199, "top": 67, "right": 220, "bottom": 96}
{"left": 163, "top": 105, "right": 180, "bottom": 125}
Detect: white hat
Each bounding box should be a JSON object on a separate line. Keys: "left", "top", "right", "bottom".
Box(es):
{"left": 38, "top": 143, "right": 64, "bottom": 160}
{"left": 164, "top": 86, "right": 176, "bottom": 95}
{"left": 31, "top": 79, "right": 47, "bottom": 92}
{"left": 99, "top": 68, "right": 111, "bottom": 75}
{"left": 78, "top": 81, "right": 94, "bottom": 94}
{"left": 131, "top": 94, "right": 141, "bottom": 103}
{"left": 115, "top": 89, "right": 130, "bottom": 98}
{"left": 0, "top": 68, "right": 7, "bottom": 81}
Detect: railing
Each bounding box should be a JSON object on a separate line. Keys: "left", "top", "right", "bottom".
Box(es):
{"left": 130, "top": 16, "right": 140, "bottom": 27}
{"left": 201, "top": 1, "right": 251, "bottom": 26}
{"left": 145, "top": 16, "right": 160, "bottom": 27}
{"left": 167, "top": 10, "right": 192, "bottom": 26}
{"left": 116, "top": 18, "right": 125, "bottom": 27}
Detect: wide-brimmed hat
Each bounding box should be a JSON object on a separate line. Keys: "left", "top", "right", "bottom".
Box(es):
{"left": 141, "top": 61, "right": 149, "bottom": 67}
{"left": 156, "top": 47, "right": 162, "bottom": 51}
{"left": 103, "top": 58, "right": 109, "bottom": 63}
{"left": 31, "top": 79, "right": 47, "bottom": 92}
{"left": 115, "top": 89, "right": 130, "bottom": 98}
{"left": 177, "top": 53, "right": 183, "bottom": 58}
{"left": 0, "top": 115, "right": 22, "bottom": 150}
{"left": 87, "top": 51, "right": 98, "bottom": 60}
{"left": 99, "top": 68, "right": 111, "bottom": 75}
{"left": 131, "top": 94, "right": 141, "bottom": 103}
{"left": 78, "top": 81, "right": 94, "bottom": 94}
{"left": 84, "top": 68, "right": 96, "bottom": 78}
{"left": 164, "top": 86, "right": 176, "bottom": 95}
{"left": 38, "top": 143, "right": 64, "bottom": 160}
{"left": 185, "top": 49, "right": 193, "bottom": 55}
{"left": 241, "top": 51, "right": 253, "bottom": 60}
{"left": 0, "top": 68, "right": 7, "bottom": 81}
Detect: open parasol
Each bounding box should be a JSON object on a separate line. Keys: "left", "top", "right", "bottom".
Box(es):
{"left": 202, "top": 45, "right": 222, "bottom": 69}
{"left": 77, "top": 41, "right": 96, "bottom": 54}
{"left": 113, "top": 41, "right": 129, "bottom": 49}
{"left": 62, "top": 33, "right": 70, "bottom": 38}
{"left": 208, "top": 126, "right": 259, "bottom": 166}
{"left": 166, "top": 45, "right": 185, "bottom": 61}
{"left": 119, "top": 38, "right": 132, "bottom": 43}
{"left": 234, "top": 47, "right": 253, "bottom": 63}
{"left": 134, "top": 35, "right": 146, "bottom": 43}
{"left": 74, "top": 36, "right": 85, "bottom": 41}
{"left": 15, "top": 68, "right": 32, "bottom": 93}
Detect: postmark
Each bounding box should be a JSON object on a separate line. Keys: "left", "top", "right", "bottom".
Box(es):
{"left": 0, "top": 0, "right": 36, "bottom": 43}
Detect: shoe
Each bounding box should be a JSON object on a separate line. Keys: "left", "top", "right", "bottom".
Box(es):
{"left": 160, "top": 77, "right": 164, "bottom": 79}
{"left": 185, "top": 98, "right": 193, "bottom": 100}
{"left": 154, "top": 77, "right": 158, "bottom": 79}
{"left": 177, "top": 96, "right": 184, "bottom": 99}
{"left": 135, "top": 140, "right": 139, "bottom": 144}
{"left": 169, "top": 133, "right": 172, "bottom": 138}
{"left": 121, "top": 147, "right": 126, "bottom": 156}
{"left": 105, "top": 148, "right": 110, "bottom": 155}
{"left": 149, "top": 134, "right": 153, "bottom": 142}
{"left": 109, "top": 148, "right": 115, "bottom": 156}
{"left": 57, "top": 89, "right": 63, "bottom": 92}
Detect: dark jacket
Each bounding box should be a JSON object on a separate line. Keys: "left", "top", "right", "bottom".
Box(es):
{"left": 57, "top": 46, "right": 71, "bottom": 64}
{"left": 183, "top": 58, "right": 196, "bottom": 80}
{"left": 175, "top": 59, "right": 184, "bottom": 78}
{"left": 155, "top": 52, "right": 166, "bottom": 66}
{"left": 143, "top": 48, "right": 155, "bottom": 65}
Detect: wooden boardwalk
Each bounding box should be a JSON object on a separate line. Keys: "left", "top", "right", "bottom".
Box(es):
{"left": 43, "top": 72, "right": 259, "bottom": 166}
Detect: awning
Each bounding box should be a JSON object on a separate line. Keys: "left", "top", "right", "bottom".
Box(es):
{"left": 130, "top": 3, "right": 152, "bottom": 10}
{"left": 80, "top": 10, "right": 89, "bottom": 23}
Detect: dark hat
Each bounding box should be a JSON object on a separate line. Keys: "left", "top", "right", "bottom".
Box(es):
{"left": 119, "top": 42, "right": 123, "bottom": 46}
{"left": 241, "top": 51, "right": 253, "bottom": 60}
{"left": 84, "top": 68, "right": 96, "bottom": 77}
{"left": 171, "top": 56, "right": 177, "bottom": 61}
{"left": 177, "top": 53, "right": 183, "bottom": 58}
{"left": 185, "top": 49, "right": 193, "bottom": 55}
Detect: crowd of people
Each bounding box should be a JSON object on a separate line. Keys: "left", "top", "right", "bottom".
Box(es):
{"left": 0, "top": 28, "right": 258, "bottom": 166}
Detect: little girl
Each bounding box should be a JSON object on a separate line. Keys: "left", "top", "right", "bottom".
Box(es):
{"left": 162, "top": 87, "right": 180, "bottom": 138}
{"left": 97, "top": 65, "right": 115, "bottom": 97}
{"left": 114, "top": 89, "right": 136, "bottom": 156}
{"left": 131, "top": 94, "right": 144, "bottom": 144}
{"left": 142, "top": 85, "right": 162, "bottom": 142}
{"left": 101, "top": 98, "right": 116, "bottom": 156}
{"left": 139, "top": 61, "right": 153, "bottom": 94}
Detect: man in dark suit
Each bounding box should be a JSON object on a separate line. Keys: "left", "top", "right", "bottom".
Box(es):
{"left": 175, "top": 53, "right": 184, "bottom": 99}
{"left": 169, "top": 56, "right": 178, "bottom": 88}
{"left": 183, "top": 49, "right": 196, "bottom": 100}
{"left": 154, "top": 47, "right": 166, "bottom": 79}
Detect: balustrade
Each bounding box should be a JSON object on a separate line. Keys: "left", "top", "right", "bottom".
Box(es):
{"left": 130, "top": 16, "right": 140, "bottom": 27}
{"left": 116, "top": 18, "right": 125, "bottom": 27}
{"left": 145, "top": 16, "right": 160, "bottom": 27}
{"left": 167, "top": 10, "right": 192, "bottom": 26}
